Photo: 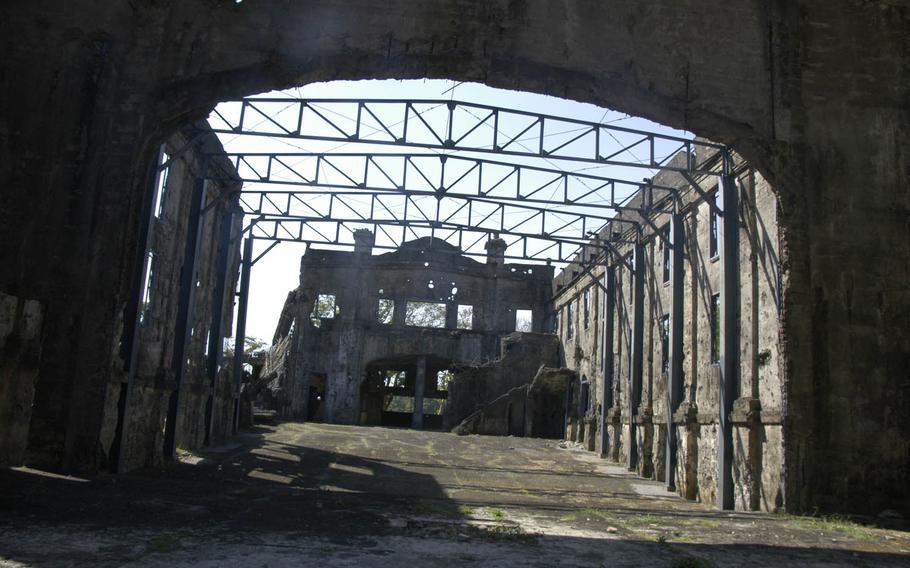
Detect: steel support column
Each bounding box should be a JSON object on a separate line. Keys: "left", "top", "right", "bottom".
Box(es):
{"left": 203, "top": 201, "right": 237, "bottom": 445}
{"left": 231, "top": 237, "right": 254, "bottom": 434}
{"left": 113, "top": 147, "right": 164, "bottom": 472}
{"left": 163, "top": 175, "right": 208, "bottom": 458}
{"left": 665, "top": 213, "right": 685, "bottom": 490}
{"left": 717, "top": 174, "right": 740, "bottom": 510}
{"left": 628, "top": 241, "right": 645, "bottom": 470}
{"left": 412, "top": 355, "right": 427, "bottom": 430}
{"left": 599, "top": 266, "right": 616, "bottom": 459}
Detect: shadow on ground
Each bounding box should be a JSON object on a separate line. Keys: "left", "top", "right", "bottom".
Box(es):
{"left": 0, "top": 423, "right": 907, "bottom": 567}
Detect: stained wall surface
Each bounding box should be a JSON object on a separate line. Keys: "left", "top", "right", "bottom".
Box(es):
{"left": 0, "top": 1, "right": 907, "bottom": 513}
{"left": 262, "top": 237, "right": 554, "bottom": 426}
{"left": 554, "top": 151, "right": 784, "bottom": 511}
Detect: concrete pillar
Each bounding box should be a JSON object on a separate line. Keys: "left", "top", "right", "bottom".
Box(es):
{"left": 599, "top": 266, "right": 616, "bottom": 459}
{"left": 485, "top": 234, "right": 507, "bottom": 265}
{"left": 204, "top": 200, "right": 237, "bottom": 446}
{"left": 629, "top": 241, "right": 645, "bottom": 470}
{"left": 163, "top": 176, "right": 208, "bottom": 459}
{"left": 412, "top": 355, "right": 426, "bottom": 429}
{"left": 231, "top": 237, "right": 253, "bottom": 434}
{"left": 665, "top": 212, "right": 685, "bottom": 490}
{"left": 718, "top": 173, "right": 740, "bottom": 510}
{"left": 353, "top": 228, "right": 374, "bottom": 256}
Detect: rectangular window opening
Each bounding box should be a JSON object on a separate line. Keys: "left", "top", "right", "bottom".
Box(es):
{"left": 405, "top": 301, "right": 446, "bottom": 328}
{"left": 662, "top": 226, "right": 671, "bottom": 283}
{"left": 154, "top": 149, "right": 170, "bottom": 219}
{"left": 377, "top": 298, "right": 394, "bottom": 324}
{"left": 660, "top": 314, "right": 670, "bottom": 374}
{"left": 384, "top": 395, "right": 414, "bottom": 413}
{"left": 582, "top": 288, "right": 591, "bottom": 329}
{"left": 383, "top": 370, "right": 407, "bottom": 389}
{"left": 456, "top": 305, "right": 474, "bottom": 330}
{"left": 567, "top": 302, "right": 574, "bottom": 339}
{"left": 710, "top": 293, "right": 721, "bottom": 364}
{"left": 311, "top": 293, "right": 338, "bottom": 327}
{"left": 710, "top": 193, "right": 720, "bottom": 259}
{"left": 436, "top": 369, "right": 454, "bottom": 392}
{"left": 515, "top": 309, "right": 533, "bottom": 332}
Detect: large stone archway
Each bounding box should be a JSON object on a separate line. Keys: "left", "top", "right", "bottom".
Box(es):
{"left": 0, "top": 1, "right": 906, "bottom": 514}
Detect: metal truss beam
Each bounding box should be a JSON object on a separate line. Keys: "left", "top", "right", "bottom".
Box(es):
{"left": 208, "top": 152, "right": 679, "bottom": 214}
{"left": 234, "top": 189, "right": 625, "bottom": 242}
{"left": 242, "top": 215, "right": 617, "bottom": 266}
{"left": 208, "top": 98, "right": 724, "bottom": 175}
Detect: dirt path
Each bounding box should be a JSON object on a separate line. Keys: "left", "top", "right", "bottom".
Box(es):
{"left": 1, "top": 423, "right": 907, "bottom": 567}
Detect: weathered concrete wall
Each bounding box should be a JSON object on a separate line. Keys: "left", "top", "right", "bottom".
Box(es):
{"left": 0, "top": 1, "right": 906, "bottom": 513}
{"left": 113, "top": 126, "right": 243, "bottom": 472}
{"left": 0, "top": 293, "right": 43, "bottom": 465}
{"left": 554, "top": 153, "right": 786, "bottom": 511}
{"left": 265, "top": 238, "right": 554, "bottom": 425}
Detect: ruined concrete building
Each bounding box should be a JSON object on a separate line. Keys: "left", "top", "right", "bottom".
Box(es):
{"left": 260, "top": 233, "right": 553, "bottom": 429}
{"left": 2, "top": 1, "right": 908, "bottom": 522}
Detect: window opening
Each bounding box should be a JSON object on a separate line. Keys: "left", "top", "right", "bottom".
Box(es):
{"left": 456, "top": 305, "right": 473, "bottom": 330}
{"left": 710, "top": 293, "right": 721, "bottom": 364}
{"left": 567, "top": 302, "right": 574, "bottom": 339}
{"left": 580, "top": 379, "right": 590, "bottom": 414}
{"left": 436, "top": 370, "right": 454, "bottom": 391}
{"left": 154, "top": 149, "right": 170, "bottom": 219}
{"left": 583, "top": 287, "right": 591, "bottom": 329}
{"left": 710, "top": 193, "right": 720, "bottom": 259}
{"left": 377, "top": 298, "right": 394, "bottom": 324}
{"left": 662, "top": 226, "right": 671, "bottom": 283}
{"left": 515, "top": 309, "right": 533, "bottom": 332}
{"left": 311, "top": 293, "right": 338, "bottom": 327}
{"left": 139, "top": 252, "right": 155, "bottom": 326}
{"left": 383, "top": 370, "right": 407, "bottom": 389}
{"left": 660, "top": 314, "right": 670, "bottom": 374}
{"left": 405, "top": 301, "right": 446, "bottom": 328}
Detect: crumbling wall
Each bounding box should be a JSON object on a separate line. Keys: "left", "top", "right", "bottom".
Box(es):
{"left": 0, "top": 0, "right": 907, "bottom": 514}
{"left": 445, "top": 333, "right": 560, "bottom": 430}
{"left": 118, "top": 126, "right": 242, "bottom": 471}
{"left": 264, "top": 238, "right": 554, "bottom": 426}
{"left": 0, "top": 293, "right": 43, "bottom": 465}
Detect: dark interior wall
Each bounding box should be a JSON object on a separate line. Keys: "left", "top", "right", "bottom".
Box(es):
{"left": 0, "top": 1, "right": 906, "bottom": 512}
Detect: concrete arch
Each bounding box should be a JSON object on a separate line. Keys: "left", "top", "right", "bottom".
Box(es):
{"left": 1, "top": 1, "right": 907, "bottom": 515}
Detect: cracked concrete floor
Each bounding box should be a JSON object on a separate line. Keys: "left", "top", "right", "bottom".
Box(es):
{"left": 1, "top": 422, "right": 908, "bottom": 567}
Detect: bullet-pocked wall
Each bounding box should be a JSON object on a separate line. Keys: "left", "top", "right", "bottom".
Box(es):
{"left": 554, "top": 150, "right": 783, "bottom": 511}
{"left": 1, "top": 1, "right": 907, "bottom": 513}
{"left": 260, "top": 235, "right": 554, "bottom": 428}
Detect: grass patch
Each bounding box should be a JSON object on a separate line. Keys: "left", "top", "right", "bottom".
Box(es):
{"left": 457, "top": 505, "right": 475, "bottom": 516}
{"left": 782, "top": 513, "right": 876, "bottom": 540}
{"left": 145, "top": 535, "right": 181, "bottom": 554}
{"left": 486, "top": 508, "right": 507, "bottom": 520}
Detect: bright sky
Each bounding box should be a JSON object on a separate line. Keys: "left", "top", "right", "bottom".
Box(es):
{"left": 208, "top": 79, "right": 693, "bottom": 345}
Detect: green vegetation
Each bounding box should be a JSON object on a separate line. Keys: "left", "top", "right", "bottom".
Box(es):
{"left": 782, "top": 513, "right": 876, "bottom": 540}
{"left": 145, "top": 535, "right": 181, "bottom": 554}
{"left": 486, "top": 508, "right": 507, "bottom": 520}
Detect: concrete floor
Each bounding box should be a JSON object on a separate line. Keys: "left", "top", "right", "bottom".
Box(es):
{"left": 1, "top": 423, "right": 908, "bottom": 567}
